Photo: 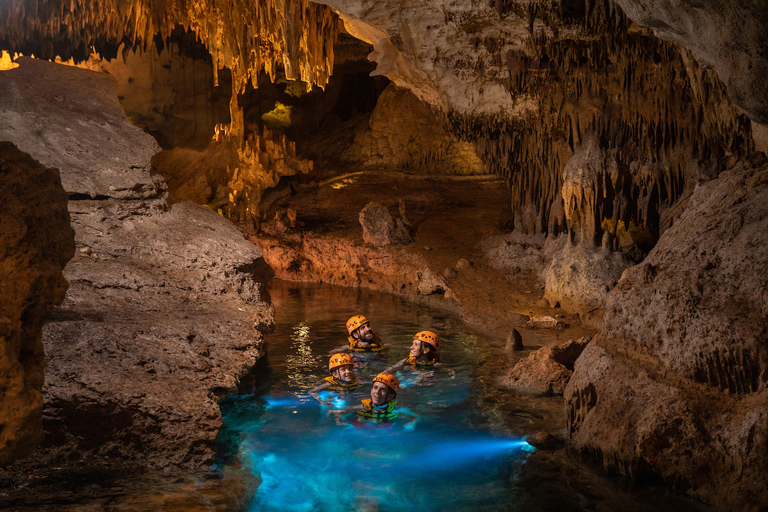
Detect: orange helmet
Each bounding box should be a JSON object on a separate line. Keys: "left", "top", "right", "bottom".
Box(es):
{"left": 372, "top": 372, "right": 399, "bottom": 393}
{"left": 346, "top": 315, "right": 369, "bottom": 335}
{"left": 328, "top": 353, "right": 354, "bottom": 373}
{"left": 414, "top": 330, "right": 439, "bottom": 350}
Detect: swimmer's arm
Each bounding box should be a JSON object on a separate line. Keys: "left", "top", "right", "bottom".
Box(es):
{"left": 330, "top": 405, "right": 363, "bottom": 425}
{"left": 396, "top": 408, "right": 420, "bottom": 430}
{"left": 382, "top": 358, "right": 406, "bottom": 374}
{"left": 329, "top": 345, "right": 351, "bottom": 355}
{"left": 309, "top": 382, "right": 331, "bottom": 402}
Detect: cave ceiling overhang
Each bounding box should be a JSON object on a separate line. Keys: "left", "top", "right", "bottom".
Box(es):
{"left": 1, "top": 0, "right": 766, "bottom": 127}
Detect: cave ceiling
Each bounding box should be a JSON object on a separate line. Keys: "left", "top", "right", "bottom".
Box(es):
{"left": 0, "top": 0, "right": 766, "bottom": 251}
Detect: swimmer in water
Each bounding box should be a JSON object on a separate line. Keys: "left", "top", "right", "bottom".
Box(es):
{"left": 333, "top": 372, "right": 418, "bottom": 429}
{"left": 310, "top": 353, "right": 361, "bottom": 403}
{"left": 330, "top": 314, "right": 387, "bottom": 354}
{"left": 385, "top": 330, "right": 442, "bottom": 373}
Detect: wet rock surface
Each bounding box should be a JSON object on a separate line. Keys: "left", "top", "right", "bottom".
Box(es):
{"left": 566, "top": 162, "right": 768, "bottom": 511}
{"left": 0, "top": 143, "right": 75, "bottom": 465}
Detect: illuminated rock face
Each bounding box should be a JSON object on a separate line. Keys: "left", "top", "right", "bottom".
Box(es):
{"left": 565, "top": 160, "right": 768, "bottom": 510}
{"left": 0, "top": 143, "right": 75, "bottom": 466}
{"left": 0, "top": 58, "right": 274, "bottom": 468}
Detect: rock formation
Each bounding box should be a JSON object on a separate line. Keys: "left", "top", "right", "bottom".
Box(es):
{"left": 0, "top": 143, "right": 75, "bottom": 466}
{"left": 565, "top": 160, "right": 768, "bottom": 510}
{"left": 359, "top": 201, "right": 412, "bottom": 247}
{"left": 0, "top": 57, "right": 274, "bottom": 468}
{"left": 501, "top": 337, "right": 590, "bottom": 395}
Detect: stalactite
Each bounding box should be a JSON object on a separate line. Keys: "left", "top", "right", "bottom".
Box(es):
{"left": 0, "top": 0, "right": 339, "bottom": 140}
{"left": 445, "top": 3, "right": 754, "bottom": 253}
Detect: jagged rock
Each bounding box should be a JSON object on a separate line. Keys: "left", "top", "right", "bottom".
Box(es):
{"left": 500, "top": 337, "right": 590, "bottom": 395}
{"left": 506, "top": 328, "right": 524, "bottom": 356}
{"left": 415, "top": 267, "right": 450, "bottom": 296}
{"left": 566, "top": 162, "right": 768, "bottom": 511}
{"left": 613, "top": 0, "right": 768, "bottom": 125}
{"left": 44, "top": 200, "right": 274, "bottom": 469}
{"left": 0, "top": 0, "right": 339, "bottom": 138}
{"left": 359, "top": 201, "right": 412, "bottom": 247}
{"left": 525, "top": 316, "right": 565, "bottom": 330}
{"left": 0, "top": 143, "right": 75, "bottom": 466}
{"left": 541, "top": 238, "right": 631, "bottom": 318}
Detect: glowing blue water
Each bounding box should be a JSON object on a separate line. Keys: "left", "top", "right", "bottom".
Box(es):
{"left": 217, "top": 282, "right": 533, "bottom": 511}
{"left": 217, "top": 281, "right": 714, "bottom": 512}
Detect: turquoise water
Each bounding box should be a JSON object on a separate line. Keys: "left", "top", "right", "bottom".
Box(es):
{"left": 217, "top": 282, "right": 534, "bottom": 511}
{"left": 216, "top": 281, "right": 714, "bottom": 512}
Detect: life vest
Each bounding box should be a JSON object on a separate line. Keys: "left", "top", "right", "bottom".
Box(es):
{"left": 348, "top": 333, "right": 386, "bottom": 352}
{"left": 323, "top": 376, "right": 361, "bottom": 392}
{"left": 356, "top": 399, "right": 398, "bottom": 422}
{"left": 404, "top": 354, "right": 440, "bottom": 366}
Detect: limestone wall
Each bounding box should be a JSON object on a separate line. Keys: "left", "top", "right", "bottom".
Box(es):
{"left": 0, "top": 57, "right": 274, "bottom": 468}
{"left": 0, "top": 143, "right": 75, "bottom": 466}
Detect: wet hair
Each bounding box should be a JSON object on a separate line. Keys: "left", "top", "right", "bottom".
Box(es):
{"left": 423, "top": 345, "right": 440, "bottom": 363}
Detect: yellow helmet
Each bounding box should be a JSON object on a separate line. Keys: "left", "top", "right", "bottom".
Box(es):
{"left": 346, "top": 315, "right": 369, "bottom": 335}
{"left": 414, "top": 330, "right": 440, "bottom": 350}
{"left": 328, "top": 353, "right": 354, "bottom": 373}
{"left": 372, "top": 372, "right": 400, "bottom": 393}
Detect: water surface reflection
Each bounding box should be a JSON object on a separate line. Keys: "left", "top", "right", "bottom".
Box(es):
{"left": 217, "top": 280, "right": 713, "bottom": 512}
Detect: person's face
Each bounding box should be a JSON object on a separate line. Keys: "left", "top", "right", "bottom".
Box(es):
{"left": 409, "top": 339, "right": 422, "bottom": 357}
{"left": 332, "top": 365, "right": 355, "bottom": 384}
{"left": 371, "top": 382, "right": 391, "bottom": 406}
{"left": 354, "top": 323, "right": 374, "bottom": 343}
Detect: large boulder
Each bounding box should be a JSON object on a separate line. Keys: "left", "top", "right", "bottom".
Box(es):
{"left": 0, "top": 57, "right": 274, "bottom": 469}
{"left": 0, "top": 143, "right": 75, "bottom": 466}
{"left": 565, "top": 161, "right": 768, "bottom": 511}
{"left": 500, "top": 337, "right": 590, "bottom": 395}
{"left": 359, "top": 201, "right": 412, "bottom": 247}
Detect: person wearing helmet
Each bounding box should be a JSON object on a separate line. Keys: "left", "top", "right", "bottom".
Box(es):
{"left": 333, "top": 372, "right": 418, "bottom": 428}
{"left": 384, "top": 330, "right": 442, "bottom": 375}
{"left": 330, "top": 315, "right": 386, "bottom": 354}
{"left": 310, "top": 353, "right": 361, "bottom": 403}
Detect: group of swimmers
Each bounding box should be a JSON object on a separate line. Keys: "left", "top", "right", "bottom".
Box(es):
{"left": 308, "top": 314, "right": 442, "bottom": 428}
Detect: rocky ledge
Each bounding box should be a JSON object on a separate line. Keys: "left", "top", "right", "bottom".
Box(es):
{"left": 566, "top": 160, "right": 768, "bottom": 511}
{"left": 0, "top": 57, "right": 274, "bottom": 471}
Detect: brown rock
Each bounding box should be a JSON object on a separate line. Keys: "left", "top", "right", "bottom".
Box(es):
{"left": 506, "top": 328, "right": 524, "bottom": 355}
{"left": 359, "top": 201, "right": 412, "bottom": 247}
{"left": 0, "top": 142, "right": 75, "bottom": 465}
{"left": 500, "top": 337, "right": 590, "bottom": 395}
{"left": 525, "top": 431, "right": 563, "bottom": 450}
{"left": 566, "top": 163, "right": 768, "bottom": 511}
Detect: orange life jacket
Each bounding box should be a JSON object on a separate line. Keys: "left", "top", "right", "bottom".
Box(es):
{"left": 323, "top": 376, "right": 361, "bottom": 392}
